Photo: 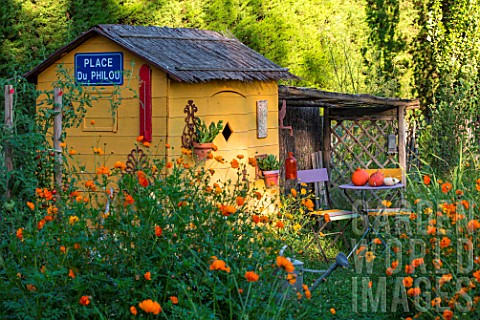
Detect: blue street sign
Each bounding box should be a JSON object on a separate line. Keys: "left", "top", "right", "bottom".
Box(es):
{"left": 74, "top": 52, "right": 124, "bottom": 86}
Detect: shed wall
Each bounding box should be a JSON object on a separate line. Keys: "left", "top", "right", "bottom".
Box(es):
{"left": 168, "top": 80, "right": 279, "bottom": 186}
{"left": 36, "top": 35, "right": 168, "bottom": 172}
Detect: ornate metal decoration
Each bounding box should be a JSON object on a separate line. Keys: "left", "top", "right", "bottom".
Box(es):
{"left": 125, "top": 146, "right": 148, "bottom": 174}
{"left": 279, "top": 99, "right": 293, "bottom": 136}
{"left": 182, "top": 100, "right": 198, "bottom": 148}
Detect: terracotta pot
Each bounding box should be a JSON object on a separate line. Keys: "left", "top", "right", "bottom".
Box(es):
{"left": 263, "top": 170, "right": 279, "bottom": 187}
{"left": 193, "top": 142, "right": 213, "bottom": 160}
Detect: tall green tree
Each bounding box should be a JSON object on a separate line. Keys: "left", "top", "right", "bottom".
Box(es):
{"left": 414, "top": 0, "right": 480, "bottom": 173}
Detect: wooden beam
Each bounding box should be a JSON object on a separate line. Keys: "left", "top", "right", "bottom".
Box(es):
{"left": 53, "top": 88, "right": 63, "bottom": 190}
{"left": 398, "top": 105, "right": 406, "bottom": 185}
{"left": 322, "top": 107, "right": 331, "bottom": 176}
{"left": 279, "top": 85, "right": 420, "bottom": 108}
{"left": 4, "top": 85, "right": 14, "bottom": 199}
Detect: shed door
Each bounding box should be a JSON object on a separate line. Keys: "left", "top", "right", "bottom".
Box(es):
{"left": 139, "top": 64, "right": 152, "bottom": 142}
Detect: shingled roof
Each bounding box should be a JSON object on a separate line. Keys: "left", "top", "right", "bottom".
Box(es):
{"left": 25, "top": 24, "right": 298, "bottom": 83}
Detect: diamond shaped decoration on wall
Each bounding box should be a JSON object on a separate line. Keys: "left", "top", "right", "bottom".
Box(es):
{"left": 222, "top": 122, "right": 233, "bottom": 141}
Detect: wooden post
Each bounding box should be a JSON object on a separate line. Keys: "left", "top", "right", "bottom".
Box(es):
{"left": 397, "top": 106, "right": 406, "bottom": 185}
{"left": 322, "top": 107, "right": 331, "bottom": 174}
{"left": 4, "top": 85, "right": 14, "bottom": 198}
{"left": 53, "top": 88, "right": 63, "bottom": 189}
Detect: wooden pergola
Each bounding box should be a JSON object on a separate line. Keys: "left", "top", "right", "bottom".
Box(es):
{"left": 278, "top": 85, "right": 420, "bottom": 205}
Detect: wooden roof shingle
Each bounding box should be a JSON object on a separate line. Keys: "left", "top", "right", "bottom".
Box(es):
{"left": 25, "top": 24, "right": 298, "bottom": 83}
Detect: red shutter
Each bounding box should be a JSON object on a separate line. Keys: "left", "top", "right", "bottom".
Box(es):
{"left": 139, "top": 64, "right": 152, "bottom": 142}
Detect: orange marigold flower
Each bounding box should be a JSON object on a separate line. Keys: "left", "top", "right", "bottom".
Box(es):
{"left": 473, "top": 270, "right": 480, "bottom": 282}
{"left": 212, "top": 144, "right": 218, "bottom": 151}
{"left": 467, "top": 219, "right": 480, "bottom": 231}
{"left": 403, "top": 276, "right": 413, "bottom": 288}
{"left": 427, "top": 225, "right": 436, "bottom": 235}
{"left": 69, "top": 149, "right": 77, "bottom": 155}
{"left": 302, "top": 284, "right": 312, "bottom": 299}
{"left": 323, "top": 213, "right": 331, "bottom": 223}
{"left": 68, "top": 269, "right": 76, "bottom": 279}
{"left": 60, "top": 245, "right": 66, "bottom": 253}
{"left": 142, "top": 141, "right": 150, "bottom": 147}
{"left": 245, "top": 271, "right": 260, "bottom": 282}
{"left": 386, "top": 267, "right": 394, "bottom": 276}
{"left": 441, "top": 182, "right": 452, "bottom": 194}
{"left": 405, "top": 264, "right": 414, "bottom": 274}
{"left": 255, "top": 192, "right": 262, "bottom": 200}
{"left": 139, "top": 299, "right": 162, "bottom": 314}
{"left": 440, "top": 273, "right": 453, "bottom": 285}
{"left": 166, "top": 162, "right": 173, "bottom": 169}
{"left": 230, "top": 159, "right": 239, "bottom": 169}
{"left": 137, "top": 171, "right": 149, "bottom": 187}
{"left": 170, "top": 296, "right": 178, "bottom": 304}
{"left": 462, "top": 200, "right": 470, "bottom": 210}
{"left": 37, "top": 219, "right": 46, "bottom": 230}
{"left": 79, "top": 295, "right": 90, "bottom": 306}
{"left": 165, "top": 143, "right": 171, "bottom": 149}
{"left": 373, "top": 238, "right": 382, "bottom": 245}
{"left": 412, "top": 258, "right": 424, "bottom": 267}
{"left": 85, "top": 180, "right": 96, "bottom": 190}
{"left": 136, "top": 136, "right": 144, "bottom": 142}
{"left": 248, "top": 157, "right": 257, "bottom": 167}
{"left": 236, "top": 196, "right": 245, "bottom": 206}
{"left": 59, "top": 141, "right": 67, "bottom": 148}
{"left": 27, "top": 202, "right": 35, "bottom": 210}
{"left": 381, "top": 200, "right": 392, "bottom": 208}
{"left": 407, "top": 287, "right": 421, "bottom": 296}
{"left": 433, "top": 258, "right": 443, "bottom": 270}
{"left": 391, "top": 260, "right": 399, "bottom": 269}
{"left": 209, "top": 258, "right": 231, "bottom": 273}
{"left": 16, "top": 228, "right": 23, "bottom": 240}
{"left": 304, "top": 198, "right": 314, "bottom": 211}
{"left": 290, "top": 188, "right": 297, "bottom": 197}
{"left": 330, "top": 308, "right": 336, "bottom": 315}
{"left": 440, "top": 236, "right": 451, "bottom": 249}
{"left": 114, "top": 161, "right": 126, "bottom": 170}
{"left": 423, "top": 175, "right": 431, "bottom": 185}
{"left": 259, "top": 215, "right": 269, "bottom": 223}
{"left": 124, "top": 194, "right": 134, "bottom": 206}
{"left": 130, "top": 306, "right": 137, "bottom": 315}
{"left": 431, "top": 297, "right": 442, "bottom": 307}
{"left": 96, "top": 165, "right": 111, "bottom": 175}
{"left": 276, "top": 221, "right": 285, "bottom": 228}
{"left": 93, "top": 147, "right": 104, "bottom": 155}
{"left": 237, "top": 154, "right": 244, "bottom": 159}
{"left": 214, "top": 155, "right": 224, "bottom": 163}
{"left": 276, "top": 256, "right": 294, "bottom": 273}
{"left": 144, "top": 271, "right": 151, "bottom": 281}
{"left": 154, "top": 226, "right": 162, "bottom": 237}
{"left": 365, "top": 251, "right": 376, "bottom": 263}
{"left": 286, "top": 273, "right": 297, "bottom": 284}
{"left": 252, "top": 215, "right": 260, "bottom": 224}
{"left": 220, "top": 204, "right": 236, "bottom": 217}
{"left": 90, "top": 120, "right": 96, "bottom": 125}
{"left": 443, "top": 309, "right": 453, "bottom": 320}
{"left": 26, "top": 284, "right": 37, "bottom": 292}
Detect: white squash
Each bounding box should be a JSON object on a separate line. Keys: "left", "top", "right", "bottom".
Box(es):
{"left": 383, "top": 177, "right": 400, "bottom": 186}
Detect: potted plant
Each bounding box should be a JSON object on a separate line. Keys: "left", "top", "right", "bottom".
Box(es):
{"left": 193, "top": 118, "right": 224, "bottom": 160}
{"left": 257, "top": 154, "right": 280, "bottom": 187}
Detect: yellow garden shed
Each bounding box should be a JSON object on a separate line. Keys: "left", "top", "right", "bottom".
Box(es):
{"left": 25, "top": 24, "right": 297, "bottom": 183}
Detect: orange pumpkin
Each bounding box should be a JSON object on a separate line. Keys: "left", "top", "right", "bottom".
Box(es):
{"left": 369, "top": 171, "right": 385, "bottom": 187}
{"left": 351, "top": 168, "right": 369, "bottom": 186}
